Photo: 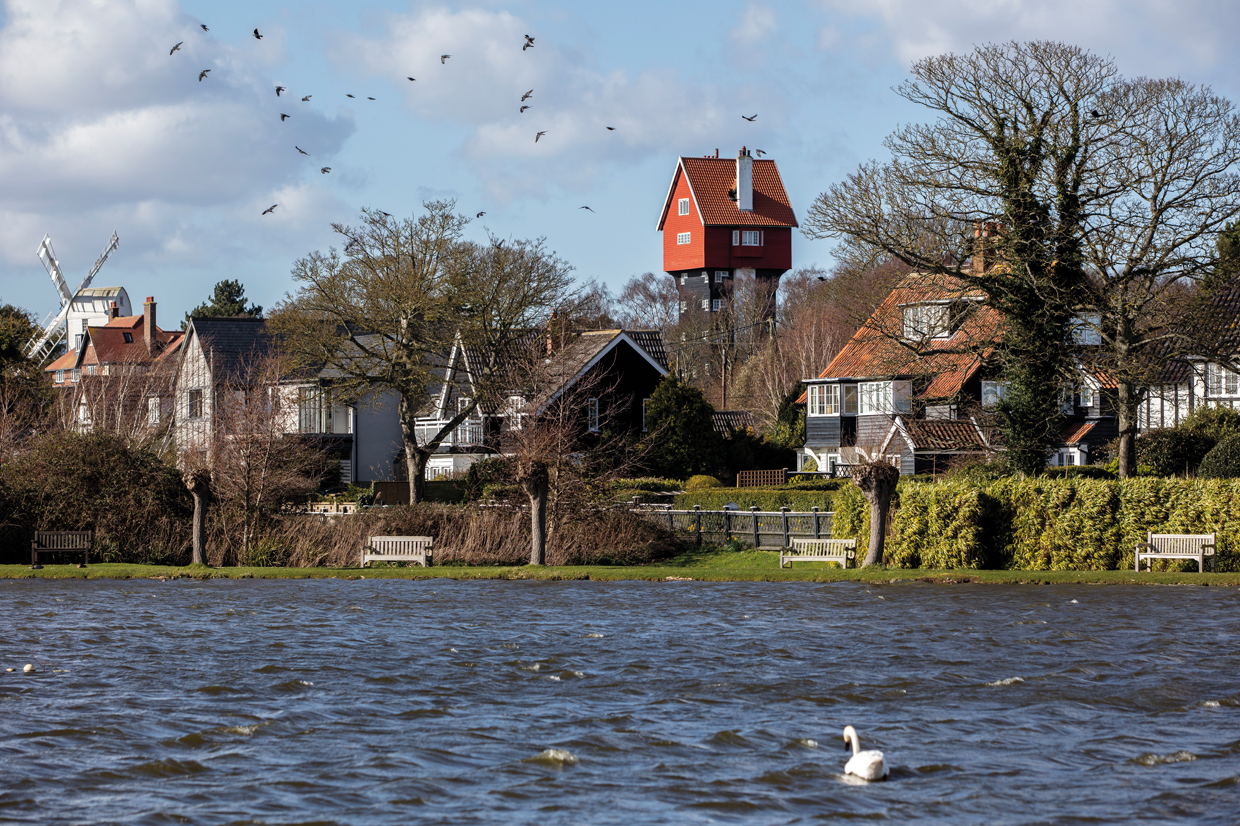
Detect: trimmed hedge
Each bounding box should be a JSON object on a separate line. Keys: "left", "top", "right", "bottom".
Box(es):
{"left": 1199, "top": 435, "right": 1240, "bottom": 479}
{"left": 674, "top": 487, "right": 841, "bottom": 512}
{"left": 818, "top": 477, "right": 1240, "bottom": 572}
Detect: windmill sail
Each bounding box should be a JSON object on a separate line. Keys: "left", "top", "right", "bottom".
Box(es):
{"left": 25, "top": 232, "right": 120, "bottom": 364}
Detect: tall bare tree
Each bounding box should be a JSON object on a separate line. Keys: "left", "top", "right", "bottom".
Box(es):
{"left": 273, "top": 201, "right": 574, "bottom": 503}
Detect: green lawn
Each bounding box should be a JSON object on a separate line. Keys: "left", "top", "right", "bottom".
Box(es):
{"left": 2, "top": 549, "right": 1236, "bottom": 585}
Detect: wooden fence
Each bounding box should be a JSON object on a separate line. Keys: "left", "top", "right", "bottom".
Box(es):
{"left": 736, "top": 466, "right": 856, "bottom": 487}
{"left": 635, "top": 505, "right": 836, "bottom": 549}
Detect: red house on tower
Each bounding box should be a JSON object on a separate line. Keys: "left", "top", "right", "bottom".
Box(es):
{"left": 656, "top": 147, "right": 798, "bottom": 324}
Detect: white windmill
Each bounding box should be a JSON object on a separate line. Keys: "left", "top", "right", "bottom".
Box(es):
{"left": 24, "top": 231, "right": 120, "bottom": 365}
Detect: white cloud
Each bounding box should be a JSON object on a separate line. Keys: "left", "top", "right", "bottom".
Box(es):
{"left": 330, "top": 6, "right": 777, "bottom": 200}
{"left": 730, "top": 2, "right": 778, "bottom": 48}
{"left": 0, "top": 0, "right": 353, "bottom": 278}
{"left": 817, "top": 0, "right": 1240, "bottom": 84}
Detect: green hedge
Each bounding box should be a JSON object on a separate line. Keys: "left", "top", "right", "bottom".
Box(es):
{"left": 884, "top": 482, "right": 989, "bottom": 569}
{"left": 674, "top": 487, "right": 841, "bottom": 512}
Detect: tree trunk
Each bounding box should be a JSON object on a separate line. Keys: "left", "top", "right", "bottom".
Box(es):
{"left": 853, "top": 460, "right": 900, "bottom": 567}
{"left": 1116, "top": 379, "right": 1138, "bottom": 479}
{"left": 184, "top": 469, "right": 210, "bottom": 565}
{"left": 398, "top": 395, "right": 428, "bottom": 504}
{"left": 522, "top": 460, "right": 549, "bottom": 565}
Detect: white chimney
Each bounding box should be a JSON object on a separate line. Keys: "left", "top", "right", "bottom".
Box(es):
{"left": 736, "top": 147, "right": 753, "bottom": 212}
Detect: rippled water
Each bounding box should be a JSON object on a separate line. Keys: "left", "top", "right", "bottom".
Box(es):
{"left": 2, "top": 579, "right": 1239, "bottom": 824}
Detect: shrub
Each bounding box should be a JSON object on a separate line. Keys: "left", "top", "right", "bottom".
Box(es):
{"left": 685, "top": 475, "right": 723, "bottom": 491}
{"left": 463, "top": 457, "right": 513, "bottom": 501}
{"left": 612, "top": 477, "right": 683, "bottom": 493}
{"left": 675, "top": 487, "right": 839, "bottom": 512}
{"left": 1134, "top": 429, "right": 1214, "bottom": 476}
{"left": 1199, "top": 435, "right": 1240, "bottom": 479}
{"left": 800, "top": 456, "right": 818, "bottom": 472}
{"left": 1183, "top": 405, "right": 1240, "bottom": 444}
{"left": 1043, "top": 465, "right": 1118, "bottom": 480}
{"left": 885, "top": 482, "right": 991, "bottom": 569}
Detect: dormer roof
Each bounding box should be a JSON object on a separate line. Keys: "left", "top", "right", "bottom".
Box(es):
{"left": 656, "top": 156, "right": 798, "bottom": 230}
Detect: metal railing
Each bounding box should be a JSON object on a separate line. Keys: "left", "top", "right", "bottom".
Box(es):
{"left": 414, "top": 419, "right": 484, "bottom": 447}
{"left": 634, "top": 506, "right": 836, "bottom": 549}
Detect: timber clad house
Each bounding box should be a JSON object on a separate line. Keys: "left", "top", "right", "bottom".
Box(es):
{"left": 416, "top": 326, "right": 670, "bottom": 479}
{"left": 657, "top": 148, "right": 797, "bottom": 324}
{"left": 797, "top": 266, "right": 1120, "bottom": 475}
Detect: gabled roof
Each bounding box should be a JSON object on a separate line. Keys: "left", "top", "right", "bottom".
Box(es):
{"left": 892, "top": 417, "right": 990, "bottom": 452}
{"left": 656, "top": 156, "right": 798, "bottom": 230}
{"left": 713, "top": 410, "right": 756, "bottom": 435}
{"left": 186, "top": 317, "right": 274, "bottom": 381}
{"left": 46, "top": 313, "right": 183, "bottom": 372}
{"left": 810, "top": 273, "right": 1003, "bottom": 400}
{"left": 530, "top": 329, "right": 669, "bottom": 414}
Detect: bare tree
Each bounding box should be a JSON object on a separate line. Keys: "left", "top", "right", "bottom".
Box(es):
{"left": 54, "top": 351, "right": 177, "bottom": 451}
{"left": 273, "top": 201, "right": 575, "bottom": 503}
{"left": 614, "top": 272, "right": 679, "bottom": 339}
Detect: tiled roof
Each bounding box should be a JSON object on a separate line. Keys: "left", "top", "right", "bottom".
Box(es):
{"left": 46, "top": 314, "right": 183, "bottom": 373}
{"left": 713, "top": 410, "right": 756, "bottom": 435}
{"left": 900, "top": 419, "right": 989, "bottom": 451}
{"left": 814, "top": 273, "right": 1003, "bottom": 399}
{"left": 659, "top": 156, "right": 798, "bottom": 229}
{"left": 1063, "top": 421, "right": 1096, "bottom": 444}
{"left": 627, "top": 330, "right": 671, "bottom": 372}
{"left": 189, "top": 317, "right": 274, "bottom": 380}
{"left": 528, "top": 329, "right": 669, "bottom": 413}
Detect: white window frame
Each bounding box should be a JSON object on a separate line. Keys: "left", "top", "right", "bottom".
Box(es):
{"left": 1060, "top": 385, "right": 1075, "bottom": 415}
{"left": 54, "top": 369, "right": 65, "bottom": 384}
{"left": 741, "top": 230, "right": 762, "bottom": 246}
{"left": 1071, "top": 314, "right": 1102, "bottom": 345}
{"left": 678, "top": 198, "right": 689, "bottom": 216}
{"left": 1209, "top": 363, "right": 1240, "bottom": 396}
{"left": 506, "top": 395, "right": 526, "bottom": 430}
{"left": 679, "top": 301, "right": 687, "bottom": 315}
{"left": 808, "top": 384, "right": 840, "bottom": 416}
{"left": 676, "top": 232, "right": 691, "bottom": 245}
{"left": 858, "top": 381, "right": 893, "bottom": 415}
{"left": 148, "top": 396, "right": 160, "bottom": 425}
{"left": 902, "top": 303, "right": 952, "bottom": 339}
{"left": 841, "top": 384, "right": 858, "bottom": 415}
{"left": 587, "top": 397, "right": 600, "bottom": 432}
{"left": 714, "top": 271, "right": 728, "bottom": 282}
{"left": 981, "top": 380, "right": 1009, "bottom": 409}
{"left": 1078, "top": 384, "right": 1094, "bottom": 409}
{"left": 712, "top": 299, "right": 722, "bottom": 312}
{"left": 701, "top": 299, "right": 710, "bottom": 311}
{"left": 732, "top": 230, "right": 740, "bottom": 245}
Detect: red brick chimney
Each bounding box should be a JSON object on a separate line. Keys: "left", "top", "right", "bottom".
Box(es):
{"left": 109, "top": 301, "right": 120, "bottom": 320}
{"left": 545, "top": 308, "right": 571, "bottom": 356}
{"left": 143, "top": 296, "right": 156, "bottom": 355}
{"left": 971, "top": 222, "right": 1004, "bottom": 276}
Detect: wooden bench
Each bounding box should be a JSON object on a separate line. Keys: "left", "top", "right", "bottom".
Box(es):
{"left": 31, "top": 531, "right": 92, "bottom": 569}
{"left": 361, "top": 535, "right": 433, "bottom": 567}
{"left": 779, "top": 538, "right": 856, "bottom": 569}
{"left": 1135, "top": 532, "right": 1216, "bottom": 573}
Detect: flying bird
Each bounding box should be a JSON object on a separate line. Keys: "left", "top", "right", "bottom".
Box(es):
{"left": 579, "top": 206, "right": 594, "bottom": 212}
{"left": 295, "top": 146, "right": 308, "bottom": 155}
{"left": 198, "top": 69, "right": 210, "bottom": 81}
{"left": 742, "top": 114, "right": 757, "bottom": 121}
{"left": 321, "top": 167, "right": 331, "bottom": 174}
{"left": 170, "top": 41, "right": 183, "bottom": 55}
{"left": 301, "top": 95, "right": 311, "bottom": 101}
{"left": 755, "top": 149, "right": 766, "bottom": 157}
{"left": 440, "top": 54, "right": 451, "bottom": 63}
{"left": 367, "top": 96, "right": 375, "bottom": 100}
{"left": 407, "top": 76, "right": 416, "bottom": 81}
{"left": 280, "top": 113, "right": 290, "bottom": 121}
{"left": 200, "top": 24, "right": 208, "bottom": 31}
{"left": 606, "top": 126, "right": 615, "bottom": 130}
{"left": 346, "top": 94, "right": 355, "bottom": 98}
{"left": 476, "top": 211, "right": 486, "bottom": 218}
{"left": 523, "top": 34, "right": 535, "bottom": 50}
{"left": 378, "top": 210, "right": 392, "bottom": 218}
{"left": 520, "top": 105, "right": 530, "bottom": 113}
{"left": 253, "top": 28, "right": 263, "bottom": 40}
{"left": 535, "top": 131, "right": 547, "bottom": 142}
{"left": 261, "top": 204, "right": 277, "bottom": 215}
{"left": 521, "top": 89, "right": 533, "bottom": 101}
{"left": 276, "top": 85, "right": 286, "bottom": 96}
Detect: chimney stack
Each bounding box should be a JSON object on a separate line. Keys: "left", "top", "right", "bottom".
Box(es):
{"left": 736, "top": 147, "right": 753, "bottom": 212}
{"left": 144, "top": 296, "right": 156, "bottom": 355}
{"left": 971, "top": 222, "right": 1004, "bottom": 275}
{"left": 109, "top": 301, "right": 119, "bottom": 320}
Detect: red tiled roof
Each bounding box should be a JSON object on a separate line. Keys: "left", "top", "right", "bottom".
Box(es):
{"left": 1063, "top": 421, "right": 1096, "bottom": 444}
{"left": 46, "top": 314, "right": 183, "bottom": 374}
{"left": 813, "top": 273, "right": 1003, "bottom": 399}
{"left": 658, "top": 156, "right": 797, "bottom": 230}
{"left": 901, "top": 419, "right": 989, "bottom": 451}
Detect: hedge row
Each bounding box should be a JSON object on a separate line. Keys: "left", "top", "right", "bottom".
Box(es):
{"left": 827, "top": 477, "right": 1240, "bottom": 572}
{"left": 673, "top": 487, "right": 843, "bottom": 512}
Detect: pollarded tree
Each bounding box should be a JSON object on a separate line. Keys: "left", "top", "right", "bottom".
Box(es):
{"left": 805, "top": 42, "right": 1240, "bottom": 478}
{"left": 272, "top": 201, "right": 575, "bottom": 503}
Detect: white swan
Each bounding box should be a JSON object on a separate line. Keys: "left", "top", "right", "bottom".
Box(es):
{"left": 842, "top": 725, "right": 888, "bottom": 781}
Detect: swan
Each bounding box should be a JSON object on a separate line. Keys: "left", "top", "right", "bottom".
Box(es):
{"left": 842, "top": 725, "right": 888, "bottom": 781}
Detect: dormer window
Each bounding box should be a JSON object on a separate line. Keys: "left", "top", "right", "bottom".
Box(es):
{"left": 678, "top": 198, "right": 689, "bottom": 216}
{"left": 123, "top": 332, "right": 133, "bottom": 343}
{"left": 902, "top": 303, "right": 954, "bottom": 339}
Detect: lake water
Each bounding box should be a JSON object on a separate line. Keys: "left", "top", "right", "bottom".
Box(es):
{"left": 2, "top": 579, "right": 1238, "bottom": 824}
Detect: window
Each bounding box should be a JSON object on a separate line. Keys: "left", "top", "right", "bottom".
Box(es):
{"left": 54, "top": 370, "right": 64, "bottom": 384}
{"left": 902, "top": 303, "right": 952, "bottom": 339}
{"left": 676, "top": 232, "right": 691, "bottom": 245}
{"left": 642, "top": 398, "right": 649, "bottom": 431}
{"left": 712, "top": 299, "right": 722, "bottom": 312}
{"left": 1060, "top": 385, "right": 1075, "bottom": 415}
{"left": 859, "top": 381, "right": 892, "bottom": 414}
{"left": 71, "top": 368, "right": 80, "bottom": 383}
{"left": 981, "top": 381, "right": 1009, "bottom": 408}
{"left": 741, "top": 230, "right": 762, "bottom": 246}
{"left": 1078, "top": 385, "right": 1094, "bottom": 409}
{"left": 1071, "top": 314, "right": 1102, "bottom": 345}
{"left": 298, "top": 387, "right": 325, "bottom": 433}
{"left": 123, "top": 332, "right": 133, "bottom": 343}
{"left": 458, "top": 396, "right": 473, "bottom": 417}
{"left": 85, "top": 365, "right": 97, "bottom": 376}
{"left": 680, "top": 274, "right": 687, "bottom": 285}
{"left": 148, "top": 397, "right": 160, "bottom": 425}
{"left": 506, "top": 395, "right": 526, "bottom": 429}
{"left": 701, "top": 299, "right": 710, "bottom": 311}
{"left": 808, "top": 384, "right": 840, "bottom": 416}
{"left": 714, "top": 271, "right": 728, "bottom": 282}
{"left": 74, "top": 334, "right": 82, "bottom": 349}
{"left": 678, "top": 198, "right": 689, "bottom": 216}
{"left": 1209, "top": 363, "right": 1240, "bottom": 396}
{"left": 842, "top": 384, "right": 858, "bottom": 415}
{"left": 732, "top": 231, "right": 740, "bottom": 245}
{"left": 188, "top": 388, "right": 203, "bottom": 419}
{"left": 587, "top": 397, "right": 600, "bottom": 432}
{"left": 679, "top": 301, "right": 687, "bottom": 315}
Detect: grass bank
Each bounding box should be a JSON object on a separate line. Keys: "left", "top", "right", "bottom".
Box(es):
{"left": 3, "top": 550, "right": 1238, "bottom": 585}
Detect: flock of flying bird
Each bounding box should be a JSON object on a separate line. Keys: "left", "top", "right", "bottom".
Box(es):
{"left": 169, "top": 24, "right": 762, "bottom": 218}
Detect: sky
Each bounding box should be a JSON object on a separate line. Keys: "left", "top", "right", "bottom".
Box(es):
{"left": 3, "top": 0, "right": 1240, "bottom": 329}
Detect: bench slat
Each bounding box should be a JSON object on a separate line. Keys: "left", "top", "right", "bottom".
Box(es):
{"left": 1135, "top": 532, "right": 1216, "bottom": 573}
{"left": 780, "top": 537, "right": 856, "bottom": 569}
{"left": 362, "top": 535, "right": 434, "bottom": 567}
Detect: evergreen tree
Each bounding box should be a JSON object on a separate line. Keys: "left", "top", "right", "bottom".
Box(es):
{"left": 644, "top": 375, "right": 722, "bottom": 479}
{"left": 186, "top": 280, "right": 263, "bottom": 323}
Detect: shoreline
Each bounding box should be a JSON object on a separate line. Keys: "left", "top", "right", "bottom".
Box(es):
{"left": 2, "top": 550, "right": 1236, "bottom": 585}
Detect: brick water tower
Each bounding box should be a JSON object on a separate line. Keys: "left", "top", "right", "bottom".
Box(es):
{"left": 656, "top": 147, "right": 798, "bottom": 327}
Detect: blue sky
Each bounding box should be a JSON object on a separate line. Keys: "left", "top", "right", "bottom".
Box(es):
{"left": 3, "top": 0, "right": 1239, "bottom": 326}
